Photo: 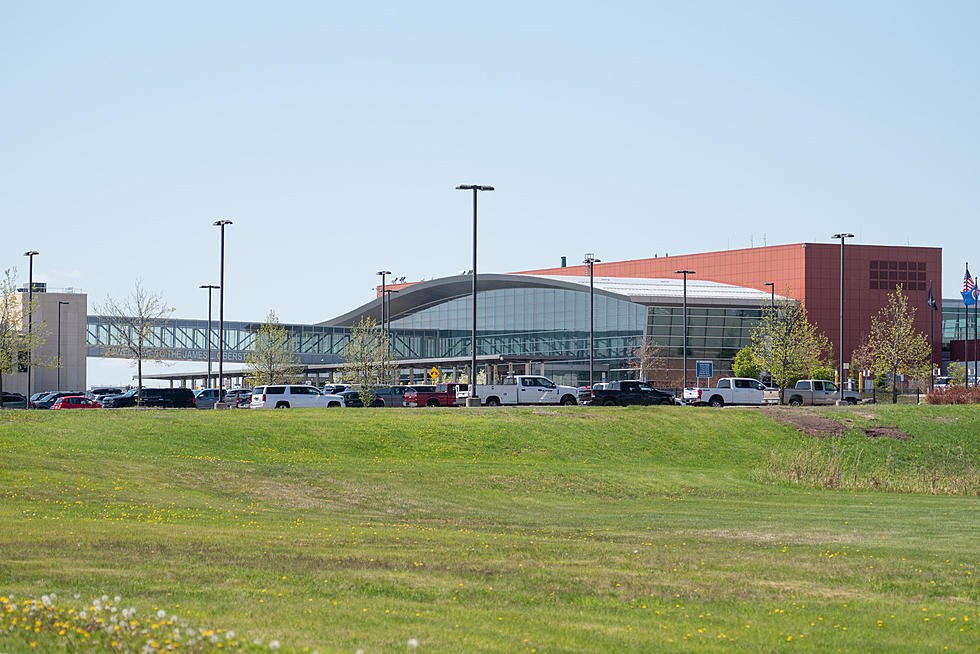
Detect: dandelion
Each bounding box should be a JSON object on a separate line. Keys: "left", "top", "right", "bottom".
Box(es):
{"left": 408, "top": 637, "right": 419, "bottom": 649}
{"left": 157, "top": 609, "right": 167, "bottom": 619}
{"left": 269, "top": 640, "right": 280, "bottom": 650}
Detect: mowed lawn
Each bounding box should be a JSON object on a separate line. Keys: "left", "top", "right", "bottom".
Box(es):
{"left": 0, "top": 406, "right": 977, "bottom": 653}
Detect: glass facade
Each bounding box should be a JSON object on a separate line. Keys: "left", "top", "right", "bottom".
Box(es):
{"left": 646, "top": 306, "right": 763, "bottom": 360}
{"left": 942, "top": 303, "right": 974, "bottom": 343}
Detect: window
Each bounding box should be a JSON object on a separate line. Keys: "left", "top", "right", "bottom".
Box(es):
{"left": 795, "top": 381, "right": 810, "bottom": 390}
{"left": 638, "top": 383, "right": 655, "bottom": 392}
{"left": 823, "top": 382, "right": 838, "bottom": 393}
{"left": 718, "top": 379, "right": 731, "bottom": 389}
{"left": 734, "top": 379, "right": 752, "bottom": 389}
{"left": 267, "top": 386, "right": 286, "bottom": 395}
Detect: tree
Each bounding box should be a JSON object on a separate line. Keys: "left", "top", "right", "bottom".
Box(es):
{"left": 809, "top": 365, "right": 836, "bottom": 382}
{"left": 626, "top": 335, "right": 665, "bottom": 383}
{"left": 341, "top": 317, "right": 396, "bottom": 408}
{"left": 749, "top": 298, "right": 832, "bottom": 390}
{"left": 863, "top": 284, "right": 931, "bottom": 403}
{"left": 948, "top": 361, "right": 966, "bottom": 386}
{"left": 0, "top": 268, "right": 47, "bottom": 401}
{"left": 245, "top": 310, "right": 302, "bottom": 386}
{"left": 98, "top": 280, "right": 174, "bottom": 405}
{"left": 732, "top": 346, "right": 761, "bottom": 380}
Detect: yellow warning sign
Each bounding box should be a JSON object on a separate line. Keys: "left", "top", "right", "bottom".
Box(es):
{"left": 428, "top": 367, "right": 440, "bottom": 380}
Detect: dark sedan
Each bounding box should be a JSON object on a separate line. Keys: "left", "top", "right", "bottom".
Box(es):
{"left": 1, "top": 392, "right": 28, "bottom": 409}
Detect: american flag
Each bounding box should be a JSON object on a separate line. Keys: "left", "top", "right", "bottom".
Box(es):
{"left": 963, "top": 264, "right": 977, "bottom": 306}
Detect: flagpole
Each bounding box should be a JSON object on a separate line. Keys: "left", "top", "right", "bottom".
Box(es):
{"left": 929, "top": 281, "right": 934, "bottom": 391}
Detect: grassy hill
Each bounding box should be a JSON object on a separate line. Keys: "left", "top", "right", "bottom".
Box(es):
{"left": 0, "top": 405, "right": 977, "bottom": 652}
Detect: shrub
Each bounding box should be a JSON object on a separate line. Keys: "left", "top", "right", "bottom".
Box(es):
{"left": 925, "top": 386, "right": 980, "bottom": 404}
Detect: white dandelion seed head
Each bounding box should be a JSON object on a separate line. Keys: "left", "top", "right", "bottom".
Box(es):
{"left": 80, "top": 611, "right": 88, "bottom": 619}
{"left": 157, "top": 609, "right": 166, "bottom": 619}
{"left": 269, "top": 640, "right": 280, "bottom": 650}
{"left": 114, "top": 595, "right": 121, "bottom": 603}
{"left": 102, "top": 594, "right": 109, "bottom": 602}
{"left": 41, "top": 595, "right": 52, "bottom": 606}
{"left": 408, "top": 638, "right": 419, "bottom": 649}
{"left": 50, "top": 593, "right": 57, "bottom": 600}
{"left": 226, "top": 631, "right": 235, "bottom": 639}
{"left": 356, "top": 649, "right": 365, "bottom": 654}
{"left": 74, "top": 593, "right": 81, "bottom": 599}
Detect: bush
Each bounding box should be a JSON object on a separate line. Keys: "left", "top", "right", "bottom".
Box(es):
{"left": 925, "top": 386, "right": 980, "bottom": 404}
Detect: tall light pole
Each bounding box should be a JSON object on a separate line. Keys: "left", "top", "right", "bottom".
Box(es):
{"left": 764, "top": 282, "right": 775, "bottom": 308}
{"left": 200, "top": 284, "right": 219, "bottom": 388}
{"left": 376, "top": 271, "right": 391, "bottom": 332}
{"left": 583, "top": 254, "right": 601, "bottom": 386}
{"left": 213, "top": 220, "right": 233, "bottom": 393}
{"left": 675, "top": 270, "right": 695, "bottom": 391}
{"left": 57, "top": 301, "right": 69, "bottom": 391}
{"left": 24, "top": 250, "right": 38, "bottom": 400}
{"left": 456, "top": 184, "right": 494, "bottom": 406}
{"left": 832, "top": 233, "right": 854, "bottom": 403}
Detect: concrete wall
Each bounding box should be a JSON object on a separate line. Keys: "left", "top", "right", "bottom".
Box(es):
{"left": 1, "top": 291, "right": 87, "bottom": 396}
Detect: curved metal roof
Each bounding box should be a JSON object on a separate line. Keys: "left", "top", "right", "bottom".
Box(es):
{"left": 320, "top": 273, "right": 787, "bottom": 327}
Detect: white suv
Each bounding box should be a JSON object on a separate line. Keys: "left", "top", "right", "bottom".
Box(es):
{"left": 250, "top": 385, "right": 327, "bottom": 409}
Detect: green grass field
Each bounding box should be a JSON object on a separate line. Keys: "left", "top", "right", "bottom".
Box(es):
{"left": 0, "top": 405, "right": 977, "bottom": 653}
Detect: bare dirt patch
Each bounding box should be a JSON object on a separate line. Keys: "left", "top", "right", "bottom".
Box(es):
{"left": 863, "top": 426, "right": 913, "bottom": 441}
{"left": 762, "top": 409, "right": 846, "bottom": 438}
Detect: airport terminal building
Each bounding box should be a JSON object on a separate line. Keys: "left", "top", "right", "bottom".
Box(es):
{"left": 75, "top": 241, "right": 970, "bottom": 390}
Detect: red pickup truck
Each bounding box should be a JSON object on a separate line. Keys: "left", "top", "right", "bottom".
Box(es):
{"left": 403, "top": 383, "right": 468, "bottom": 407}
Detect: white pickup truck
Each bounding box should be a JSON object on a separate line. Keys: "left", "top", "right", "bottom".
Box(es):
{"left": 683, "top": 377, "right": 778, "bottom": 407}
{"left": 456, "top": 375, "right": 580, "bottom": 406}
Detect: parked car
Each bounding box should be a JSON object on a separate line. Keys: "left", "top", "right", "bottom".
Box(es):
{"left": 781, "top": 380, "right": 861, "bottom": 406}
{"left": 1, "top": 392, "right": 28, "bottom": 409}
{"left": 456, "top": 375, "right": 579, "bottom": 406}
{"left": 322, "top": 384, "right": 351, "bottom": 395}
{"left": 101, "top": 387, "right": 196, "bottom": 408}
{"left": 320, "top": 389, "right": 372, "bottom": 407}
{"left": 30, "top": 391, "right": 53, "bottom": 405}
{"left": 369, "top": 386, "right": 418, "bottom": 407}
{"left": 194, "top": 388, "right": 227, "bottom": 410}
{"left": 403, "top": 383, "right": 466, "bottom": 407}
{"left": 224, "top": 388, "right": 252, "bottom": 407}
{"left": 683, "top": 378, "right": 776, "bottom": 407}
{"left": 88, "top": 387, "right": 125, "bottom": 401}
{"left": 329, "top": 390, "right": 382, "bottom": 408}
{"left": 589, "top": 380, "right": 675, "bottom": 406}
{"left": 250, "top": 385, "right": 328, "bottom": 409}
{"left": 51, "top": 396, "right": 102, "bottom": 409}
{"left": 32, "top": 391, "right": 87, "bottom": 409}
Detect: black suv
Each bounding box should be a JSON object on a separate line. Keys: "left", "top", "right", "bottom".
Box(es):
{"left": 102, "top": 387, "right": 196, "bottom": 408}
{"left": 1, "top": 392, "right": 28, "bottom": 409}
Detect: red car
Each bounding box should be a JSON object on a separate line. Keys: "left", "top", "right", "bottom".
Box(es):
{"left": 403, "top": 383, "right": 468, "bottom": 407}
{"left": 51, "top": 396, "right": 103, "bottom": 410}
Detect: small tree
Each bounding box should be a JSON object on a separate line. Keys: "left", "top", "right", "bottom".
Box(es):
{"left": 341, "top": 317, "right": 396, "bottom": 408}
{"left": 809, "top": 365, "right": 836, "bottom": 382}
{"left": 732, "top": 346, "right": 761, "bottom": 380}
{"left": 245, "top": 310, "right": 302, "bottom": 386}
{"left": 0, "top": 268, "right": 47, "bottom": 400}
{"left": 626, "top": 335, "right": 665, "bottom": 383}
{"left": 863, "top": 285, "right": 931, "bottom": 403}
{"left": 98, "top": 280, "right": 175, "bottom": 405}
{"left": 948, "top": 362, "right": 966, "bottom": 386}
{"left": 749, "top": 298, "right": 832, "bottom": 390}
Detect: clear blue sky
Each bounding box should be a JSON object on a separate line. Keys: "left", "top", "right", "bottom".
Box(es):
{"left": 2, "top": 2, "right": 977, "bottom": 383}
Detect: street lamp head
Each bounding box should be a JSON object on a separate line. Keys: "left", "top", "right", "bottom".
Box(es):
{"left": 213, "top": 219, "right": 233, "bottom": 227}
{"left": 764, "top": 282, "right": 774, "bottom": 287}
{"left": 24, "top": 250, "right": 39, "bottom": 257}
{"left": 832, "top": 233, "right": 854, "bottom": 239}
{"left": 376, "top": 270, "right": 392, "bottom": 276}
{"left": 456, "top": 184, "right": 495, "bottom": 191}
{"left": 674, "top": 270, "right": 696, "bottom": 275}
{"left": 200, "top": 284, "right": 220, "bottom": 290}
{"left": 59, "top": 301, "right": 69, "bottom": 306}
{"left": 583, "top": 253, "right": 601, "bottom": 264}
